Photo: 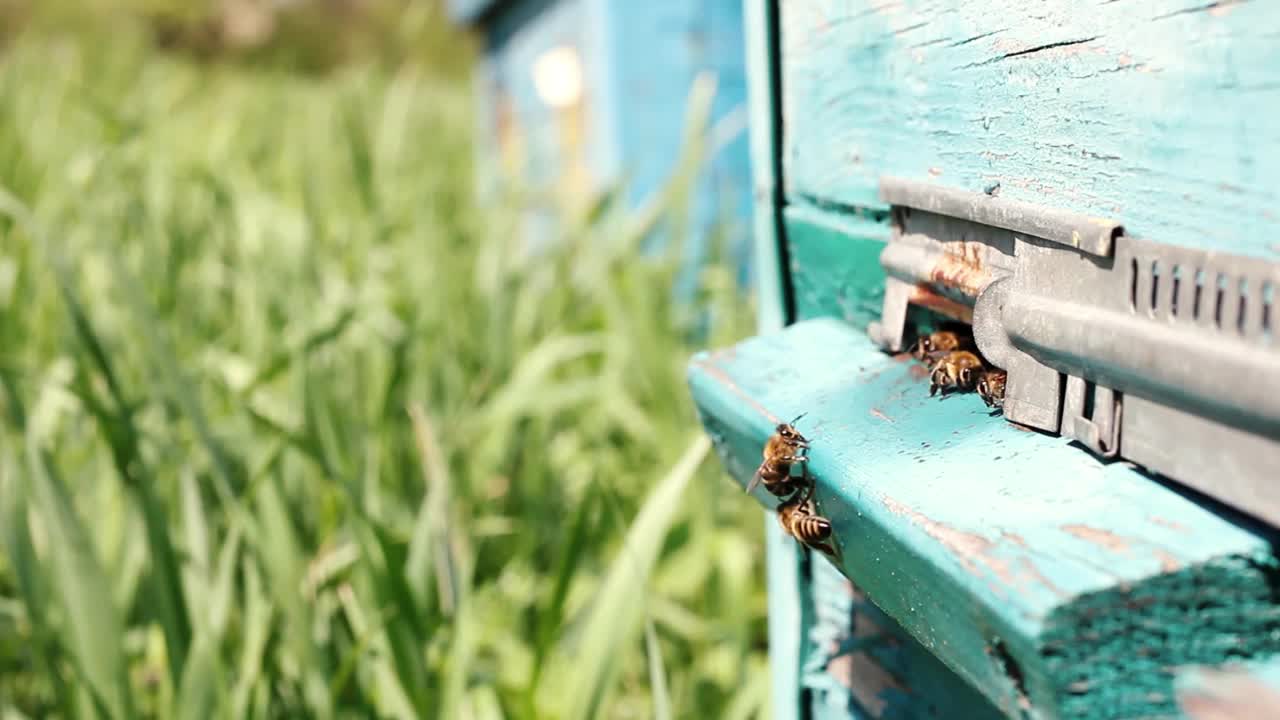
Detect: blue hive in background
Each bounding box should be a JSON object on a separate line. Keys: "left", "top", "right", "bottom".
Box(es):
{"left": 447, "top": 0, "right": 754, "bottom": 290}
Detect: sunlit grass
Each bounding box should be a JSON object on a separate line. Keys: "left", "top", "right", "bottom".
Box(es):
{"left": 0, "top": 16, "right": 765, "bottom": 720}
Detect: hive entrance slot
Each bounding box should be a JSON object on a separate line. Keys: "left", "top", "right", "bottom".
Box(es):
{"left": 872, "top": 176, "right": 1280, "bottom": 527}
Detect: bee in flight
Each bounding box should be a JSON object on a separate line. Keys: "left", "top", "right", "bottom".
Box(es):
{"left": 777, "top": 488, "right": 835, "bottom": 556}
{"left": 910, "top": 328, "right": 974, "bottom": 362}
{"left": 929, "top": 350, "right": 985, "bottom": 397}
{"left": 747, "top": 414, "right": 811, "bottom": 498}
{"left": 977, "top": 368, "right": 1007, "bottom": 409}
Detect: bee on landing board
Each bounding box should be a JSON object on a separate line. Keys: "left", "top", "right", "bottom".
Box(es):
{"left": 977, "top": 368, "right": 1007, "bottom": 409}
{"left": 929, "top": 350, "right": 985, "bottom": 397}
{"left": 910, "top": 329, "right": 974, "bottom": 362}
{"left": 747, "top": 414, "right": 811, "bottom": 498}
{"left": 777, "top": 489, "right": 836, "bottom": 556}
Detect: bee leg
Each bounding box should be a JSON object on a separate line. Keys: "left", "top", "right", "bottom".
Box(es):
{"left": 784, "top": 484, "right": 808, "bottom": 505}
{"left": 794, "top": 474, "right": 816, "bottom": 503}
{"left": 928, "top": 362, "right": 946, "bottom": 396}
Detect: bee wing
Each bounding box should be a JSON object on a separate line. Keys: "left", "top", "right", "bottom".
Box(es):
{"left": 746, "top": 468, "right": 764, "bottom": 493}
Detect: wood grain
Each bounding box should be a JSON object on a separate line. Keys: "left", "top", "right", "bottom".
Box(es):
{"left": 780, "top": 0, "right": 1280, "bottom": 260}
{"left": 689, "top": 317, "right": 1280, "bottom": 719}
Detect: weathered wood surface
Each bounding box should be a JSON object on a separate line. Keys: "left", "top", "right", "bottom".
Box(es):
{"left": 785, "top": 209, "right": 1012, "bottom": 718}
{"left": 746, "top": 0, "right": 788, "bottom": 335}
{"left": 746, "top": 2, "right": 805, "bottom": 718}
{"left": 688, "top": 317, "right": 1280, "bottom": 719}
{"left": 784, "top": 205, "right": 888, "bottom": 329}
{"left": 806, "top": 555, "right": 1005, "bottom": 720}
{"left": 1176, "top": 658, "right": 1280, "bottom": 719}
{"left": 780, "top": 0, "right": 1280, "bottom": 260}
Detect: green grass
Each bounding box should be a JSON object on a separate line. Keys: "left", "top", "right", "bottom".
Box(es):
{"left": 0, "top": 11, "right": 766, "bottom": 720}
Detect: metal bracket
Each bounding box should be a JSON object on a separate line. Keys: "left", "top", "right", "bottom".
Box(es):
{"left": 1063, "top": 378, "right": 1121, "bottom": 458}
{"left": 871, "top": 177, "right": 1280, "bottom": 526}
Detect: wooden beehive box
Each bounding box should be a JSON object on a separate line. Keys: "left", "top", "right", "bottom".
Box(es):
{"left": 448, "top": 0, "right": 754, "bottom": 284}
{"left": 690, "top": 2, "right": 1280, "bottom": 719}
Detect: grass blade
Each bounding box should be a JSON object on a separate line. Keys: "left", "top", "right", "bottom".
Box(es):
{"left": 567, "top": 435, "right": 710, "bottom": 720}
{"left": 405, "top": 402, "right": 453, "bottom": 615}
{"left": 176, "top": 632, "right": 223, "bottom": 720}
{"left": 0, "top": 442, "right": 75, "bottom": 718}
{"left": 531, "top": 483, "right": 596, "bottom": 689}
{"left": 229, "top": 557, "right": 272, "bottom": 720}
{"left": 26, "top": 441, "right": 134, "bottom": 719}
{"left": 55, "top": 267, "right": 193, "bottom": 684}
{"left": 645, "top": 619, "right": 672, "bottom": 720}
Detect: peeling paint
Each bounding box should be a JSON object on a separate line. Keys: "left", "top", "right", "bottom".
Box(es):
{"left": 691, "top": 358, "right": 780, "bottom": 424}
{"left": 829, "top": 651, "right": 910, "bottom": 714}
{"left": 880, "top": 497, "right": 1014, "bottom": 591}
{"left": 1062, "top": 524, "right": 1132, "bottom": 553}
{"left": 1149, "top": 515, "right": 1191, "bottom": 533}
{"left": 1178, "top": 666, "right": 1280, "bottom": 719}
{"left": 881, "top": 497, "right": 1073, "bottom": 599}
{"left": 1154, "top": 550, "right": 1183, "bottom": 572}
{"left": 870, "top": 407, "right": 895, "bottom": 423}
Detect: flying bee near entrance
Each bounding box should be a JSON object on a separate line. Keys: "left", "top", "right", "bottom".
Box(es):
{"left": 747, "top": 414, "right": 811, "bottom": 498}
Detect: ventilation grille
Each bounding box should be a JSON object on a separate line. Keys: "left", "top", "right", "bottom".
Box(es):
{"left": 1128, "top": 256, "right": 1275, "bottom": 344}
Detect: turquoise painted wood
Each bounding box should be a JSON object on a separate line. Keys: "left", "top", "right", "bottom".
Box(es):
{"left": 806, "top": 555, "right": 1005, "bottom": 720}
{"left": 780, "top": 0, "right": 1280, "bottom": 261}
{"left": 1176, "top": 657, "right": 1280, "bottom": 718}
{"left": 784, "top": 205, "right": 888, "bottom": 330}
{"left": 688, "top": 317, "right": 1280, "bottom": 719}
{"left": 741, "top": 1, "right": 807, "bottom": 718}
{"left": 729, "top": 0, "right": 1280, "bottom": 717}
{"left": 456, "top": 0, "right": 755, "bottom": 283}
{"left": 747, "top": 2, "right": 1022, "bottom": 715}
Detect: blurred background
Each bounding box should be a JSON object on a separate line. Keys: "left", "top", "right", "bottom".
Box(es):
{"left": 0, "top": 1, "right": 767, "bottom": 718}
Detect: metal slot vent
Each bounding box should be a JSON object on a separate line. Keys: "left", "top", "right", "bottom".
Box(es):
{"left": 1128, "top": 255, "right": 1276, "bottom": 343}
{"left": 871, "top": 177, "right": 1280, "bottom": 526}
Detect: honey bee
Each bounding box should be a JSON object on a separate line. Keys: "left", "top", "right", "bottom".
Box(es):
{"left": 929, "top": 350, "right": 985, "bottom": 397}
{"left": 777, "top": 491, "right": 835, "bottom": 556}
{"left": 746, "top": 414, "right": 810, "bottom": 497}
{"left": 977, "top": 368, "right": 1007, "bottom": 409}
{"left": 911, "top": 329, "right": 974, "bottom": 362}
